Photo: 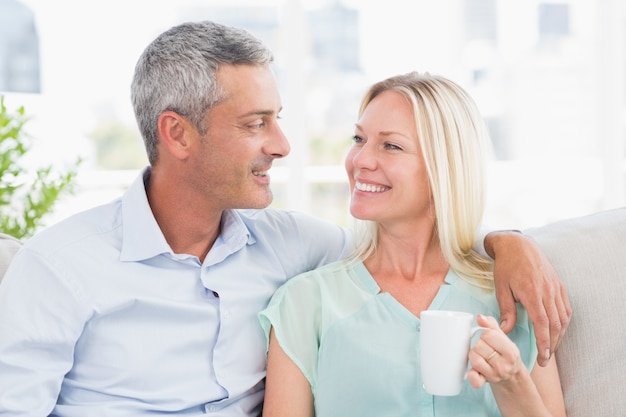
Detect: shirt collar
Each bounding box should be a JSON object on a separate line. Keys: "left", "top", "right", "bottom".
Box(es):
{"left": 352, "top": 259, "right": 458, "bottom": 294}
{"left": 203, "top": 209, "right": 255, "bottom": 266}
{"left": 120, "top": 167, "right": 171, "bottom": 261}
{"left": 120, "top": 167, "right": 255, "bottom": 262}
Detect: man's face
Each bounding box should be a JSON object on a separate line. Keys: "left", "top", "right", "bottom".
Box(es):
{"left": 189, "top": 64, "right": 290, "bottom": 210}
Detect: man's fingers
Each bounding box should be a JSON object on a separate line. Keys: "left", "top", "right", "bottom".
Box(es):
{"left": 558, "top": 282, "right": 572, "bottom": 343}
{"left": 550, "top": 282, "right": 572, "bottom": 351}
{"left": 542, "top": 296, "right": 562, "bottom": 361}
{"left": 527, "top": 301, "right": 551, "bottom": 367}
{"left": 487, "top": 231, "right": 572, "bottom": 367}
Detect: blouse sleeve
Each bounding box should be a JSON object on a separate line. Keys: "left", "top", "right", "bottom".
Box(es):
{"left": 509, "top": 303, "right": 539, "bottom": 371}
{"left": 258, "top": 272, "right": 323, "bottom": 387}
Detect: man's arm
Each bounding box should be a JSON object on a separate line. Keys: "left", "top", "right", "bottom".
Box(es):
{"left": 0, "top": 249, "right": 81, "bottom": 415}
{"left": 484, "top": 231, "right": 572, "bottom": 367}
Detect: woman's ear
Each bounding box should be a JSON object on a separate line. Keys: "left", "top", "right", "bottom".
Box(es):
{"left": 157, "top": 111, "right": 193, "bottom": 160}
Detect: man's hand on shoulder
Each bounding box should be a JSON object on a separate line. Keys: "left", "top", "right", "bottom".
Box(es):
{"left": 485, "top": 230, "right": 572, "bottom": 367}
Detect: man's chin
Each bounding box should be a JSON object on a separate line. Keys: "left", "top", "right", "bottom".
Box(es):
{"left": 238, "top": 193, "right": 274, "bottom": 210}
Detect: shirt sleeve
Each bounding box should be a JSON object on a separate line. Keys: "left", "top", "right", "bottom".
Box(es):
{"left": 473, "top": 225, "right": 490, "bottom": 258}
{"left": 258, "top": 272, "right": 323, "bottom": 388}
{"left": 287, "top": 210, "right": 354, "bottom": 271}
{"left": 0, "top": 247, "right": 88, "bottom": 416}
{"left": 473, "top": 225, "right": 524, "bottom": 260}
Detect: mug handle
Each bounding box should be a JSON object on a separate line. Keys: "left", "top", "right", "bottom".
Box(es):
{"left": 464, "top": 326, "right": 488, "bottom": 380}
{"left": 471, "top": 326, "right": 488, "bottom": 338}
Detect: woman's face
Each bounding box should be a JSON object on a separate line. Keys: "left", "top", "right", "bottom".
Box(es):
{"left": 345, "top": 90, "right": 433, "bottom": 228}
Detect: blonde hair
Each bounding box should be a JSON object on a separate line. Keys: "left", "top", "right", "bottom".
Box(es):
{"left": 349, "top": 72, "right": 494, "bottom": 288}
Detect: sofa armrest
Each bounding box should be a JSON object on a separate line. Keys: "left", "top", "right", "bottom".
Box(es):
{"left": 525, "top": 208, "right": 626, "bottom": 417}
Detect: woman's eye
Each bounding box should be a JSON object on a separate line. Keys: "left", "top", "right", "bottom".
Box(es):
{"left": 384, "top": 143, "right": 402, "bottom": 151}
{"left": 352, "top": 135, "right": 364, "bottom": 143}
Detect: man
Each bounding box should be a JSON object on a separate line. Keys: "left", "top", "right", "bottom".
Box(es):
{"left": 0, "top": 21, "right": 570, "bottom": 416}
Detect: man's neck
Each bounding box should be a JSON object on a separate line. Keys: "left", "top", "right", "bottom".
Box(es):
{"left": 145, "top": 167, "right": 223, "bottom": 262}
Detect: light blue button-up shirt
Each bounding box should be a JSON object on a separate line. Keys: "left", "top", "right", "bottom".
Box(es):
{"left": 0, "top": 167, "right": 353, "bottom": 416}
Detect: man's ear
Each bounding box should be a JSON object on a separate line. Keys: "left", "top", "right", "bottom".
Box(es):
{"left": 157, "top": 111, "right": 193, "bottom": 160}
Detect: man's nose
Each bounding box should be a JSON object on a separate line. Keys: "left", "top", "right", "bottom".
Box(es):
{"left": 268, "top": 123, "right": 290, "bottom": 158}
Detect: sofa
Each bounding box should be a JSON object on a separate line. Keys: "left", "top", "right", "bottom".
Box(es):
{"left": 0, "top": 208, "right": 624, "bottom": 416}
{"left": 525, "top": 207, "right": 626, "bottom": 417}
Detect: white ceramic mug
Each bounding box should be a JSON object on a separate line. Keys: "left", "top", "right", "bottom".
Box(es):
{"left": 420, "top": 310, "right": 485, "bottom": 396}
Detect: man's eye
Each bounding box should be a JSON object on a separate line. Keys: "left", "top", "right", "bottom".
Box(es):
{"left": 248, "top": 121, "right": 265, "bottom": 129}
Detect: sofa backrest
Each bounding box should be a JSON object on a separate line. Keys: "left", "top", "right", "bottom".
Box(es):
{"left": 525, "top": 207, "right": 626, "bottom": 417}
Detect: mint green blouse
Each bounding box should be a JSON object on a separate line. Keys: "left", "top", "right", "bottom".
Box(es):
{"left": 259, "top": 259, "right": 537, "bottom": 417}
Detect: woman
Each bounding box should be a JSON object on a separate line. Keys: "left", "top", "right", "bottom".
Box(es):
{"left": 258, "top": 72, "right": 565, "bottom": 417}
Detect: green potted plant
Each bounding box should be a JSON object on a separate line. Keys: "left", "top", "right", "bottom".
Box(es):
{"left": 0, "top": 96, "right": 81, "bottom": 239}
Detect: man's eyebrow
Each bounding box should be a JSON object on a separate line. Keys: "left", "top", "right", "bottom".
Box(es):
{"left": 240, "top": 107, "right": 283, "bottom": 118}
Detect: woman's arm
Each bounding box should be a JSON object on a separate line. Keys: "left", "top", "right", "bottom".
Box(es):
{"left": 467, "top": 315, "right": 566, "bottom": 417}
{"left": 529, "top": 355, "right": 566, "bottom": 417}
{"left": 263, "top": 328, "right": 314, "bottom": 417}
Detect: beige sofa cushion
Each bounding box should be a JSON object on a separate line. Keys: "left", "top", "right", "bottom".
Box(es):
{"left": 526, "top": 208, "right": 626, "bottom": 417}
{"left": 0, "top": 233, "right": 21, "bottom": 283}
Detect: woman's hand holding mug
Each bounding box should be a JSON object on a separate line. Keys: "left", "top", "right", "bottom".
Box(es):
{"left": 466, "top": 314, "right": 524, "bottom": 389}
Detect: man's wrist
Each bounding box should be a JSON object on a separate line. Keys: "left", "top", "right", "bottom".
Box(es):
{"left": 484, "top": 230, "right": 524, "bottom": 259}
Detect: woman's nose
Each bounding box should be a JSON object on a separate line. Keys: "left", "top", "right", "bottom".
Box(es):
{"left": 351, "top": 144, "right": 376, "bottom": 170}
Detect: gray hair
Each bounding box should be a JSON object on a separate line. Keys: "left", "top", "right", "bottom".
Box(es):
{"left": 131, "top": 21, "right": 274, "bottom": 164}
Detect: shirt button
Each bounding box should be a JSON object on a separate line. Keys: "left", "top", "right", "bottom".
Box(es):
{"left": 222, "top": 310, "right": 231, "bottom": 319}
